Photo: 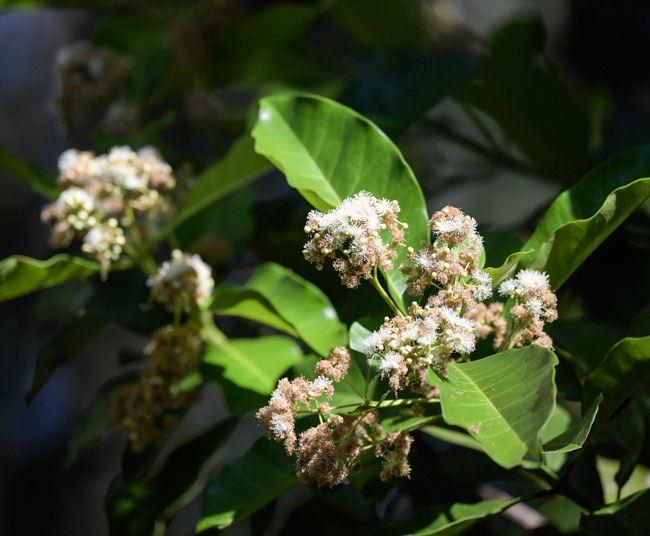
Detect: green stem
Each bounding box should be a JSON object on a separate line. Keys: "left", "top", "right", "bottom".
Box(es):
{"left": 343, "top": 377, "right": 367, "bottom": 403}
{"left": 369, "top": 266, "right": 403, "bottom": 317}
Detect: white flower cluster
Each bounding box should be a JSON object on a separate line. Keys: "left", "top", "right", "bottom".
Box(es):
{"left": 364, "top": 304, "right": 477, "bottom": 393}
{"left": 402, "top": 206, "right": 491, "bottom": 313}
{"left": 302, "top": 191, "right": 406, "bottom": 288}
{"left": 42, "top": 146, "right": 176, "bottom": 274}
{"left": 147, "top": 250, "right": 214, "bottom": 312}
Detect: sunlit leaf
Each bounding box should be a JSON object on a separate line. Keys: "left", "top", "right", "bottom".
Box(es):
{"left": 429, "top": 346, "right": 558, "bottom": 468}
{"left": 252, "top": 93, "right": 429, "bottom": 311}
{"left": 543, "top": 394, "right": 602, "bottom": 453}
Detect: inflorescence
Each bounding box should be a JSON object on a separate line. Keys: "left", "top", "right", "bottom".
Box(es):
{"left": 258, "top": 194, "right": 558, "bottom": 488}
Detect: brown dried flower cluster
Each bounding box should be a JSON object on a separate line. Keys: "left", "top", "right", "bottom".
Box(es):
{"left": 401, "top": 206, "right": 491, "bottom": 313}
{"left": 302, "top": 191, "right": 406, "bottom": 288}
{"left": 112, "top": 322, "right": 202, "bottom": 452}
{"left": 55, "top": 42, "right": 133, "bottom": 134}
{"left": 297, "top": 413, "right": 383, "bottom": 488}
{"left": 41, "top": 146, "right": 176, "bottom": 275}
{"left": 499, "top": 270, "right": 558, "bottom": 349}
{"left": 375, "top": 431, "right": 414, "bottom": 481}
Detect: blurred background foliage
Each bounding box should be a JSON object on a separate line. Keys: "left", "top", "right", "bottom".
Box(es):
{"left": 2, "top": 0, "right": 650, "bottom": 535}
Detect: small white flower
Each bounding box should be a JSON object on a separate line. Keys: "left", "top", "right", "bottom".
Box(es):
{"left": 473, "top": 270, "right": 493, "bottom": 301}
{"left": 58, "top": 149, "right": 80, "bottom": 173}
{"left": 516, "top": 269, "right": 549, "bottom": 293}
{"left": 57, "top": 187, "right": 95, "bottom": 212}
{"left": 526, "top": 297, "right": 544, "bottom": 316}
{"left": 499, "top": 279, "right": 518, "bottom": 297}
{"left": 270, "top": 415, "right": 290, "bottom": 439}
{"left": 310, "top": 376, "right": 333, "bottom": 395}
{"left": 378, "top": 351, "right": 403, "bottom": 372}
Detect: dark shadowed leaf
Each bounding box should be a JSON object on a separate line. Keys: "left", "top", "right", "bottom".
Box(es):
{"left": 107, "top": 418, "right": 237, "bottom": 536}
{"left": 198, "top": 438, "right": 299, "bottom": 531}
{"left": 0, "top": 143, "right": 57, "bottom": 198}
{"left": 580, "top": 489, "right": 650, "bottom": 536}
{"left": 582, "top": 336, "right": 650, "bottom": 430}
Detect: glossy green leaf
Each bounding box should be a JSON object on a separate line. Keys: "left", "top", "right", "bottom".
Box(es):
{"left": 0, "top": 143, "right": 57, "bottom": 198}
{"left": 167, "top": 136, "right": 270, "bottom": 232}
{"left": 374, "top": 498, "right": 519, "bottom": 536}
{"left": 108, "top": 418, "right": 237, "bottom": 536}
{"left": 429, "top": 346, "right": 558, "bottom": 468}
{"left": 211, "top": 262, "right": 347, "bottom": 356}
{"left": 582, "top": 336, "right": 650, "bottom": 430}
{"left": 252, "top": 93, "right": 429, "bottom": 311}
{"left": 484, "top": 249, "right": 532, "bottom": 288}
{"left": 521, "top": 146, "right": 650, "bottom": 288}
{"left": 543, "top": 394, "right": 602, "bottom": 453}
{"left": 0, "top": 254, "right": 102, "bottom": 303}
{"left": 580, "top": 489, "right": 650, "bottom": 536}
{"left": 198, "top": 438, "right": 299, "bottom": 531}
{"left": 202, "top": 335, "right": 303, "bottom": 395}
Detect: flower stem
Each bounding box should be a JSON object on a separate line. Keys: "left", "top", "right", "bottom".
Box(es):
{"left": 369, "top": 266, "right": 403, "bottom": 317}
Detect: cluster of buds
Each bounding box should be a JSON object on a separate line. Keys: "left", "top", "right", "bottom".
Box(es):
{"left": 466, "top": 302, "right": 508, "bottom": 349}
{"left": 401, "top": 206, "right": 491, "bottom": 313}
{"left": 302, "top": 191, "right": 407, "bottom": 288}
{"left": 498, "top": 270, "right": 558, "bottom": 349}
{"left": 55, "top": 41, "right": 133, "bottom": 133}
{"left": 375, "top": 431, "right": 414, "bottom": 481}
{"left": 147, "top": 250, "right": 215, "bottom": 312}
{"left": 364, "top": 304, "right": 476, "bottom": 394}
{"left": 42, "top": 146, "right": 176, "bottom": 275}
{"left": 112, "top": 322, "right": 202, "bottom": 452}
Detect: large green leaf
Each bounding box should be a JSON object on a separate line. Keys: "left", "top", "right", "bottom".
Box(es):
{"left": 0, "top": 143, "right": 57, "bottom": 198}
{"left": 0, "top": 254, "right": 102, "bottom": 303}
{"left": 521, "top": 146, "right": 650, "bottom": 288}
{"left": 107, "top": 418, "right": 237, "bottom": 536}
{"left": 201, "top": 335, "right": 303, "bottom": 395}
{"left": 211, "top": 262, "right": 347, "bottom": 356}
{"left": 374, "top": 498, "right": 519, "bottom": 536}
{"left": 165, "top": 136, "right": 270, "bottom": 233}
{"left": 543, "top": 394, "right": 602, "bottom": 453}
{"left": 582, "top": 336, "right": 650, "bottom": 430}
{"left": 429, "top": 346, "right": 558, "bottom": 469}
{"left": 580, "top": 489, "right": 650, "bottom": 536}
{"left": 458, "top": 18, "right": 591, "bottom": 182}
{"left": 198, "top": 438, "right": 299, "bottom": 531}
{"left": 251, "top": 93, "right": 429, "bottom": 311}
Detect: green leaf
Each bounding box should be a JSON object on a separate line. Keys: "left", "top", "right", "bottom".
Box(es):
{"left": 167, "top": 136, "right": 270, "bottom": 232}
{"left": 108, "top": 418, "right": 237, "bottom": 536}
{"left": 580, "top": 489, "right": 650, "bottom": 536}
{"left": 458, "top": 17, "right": 591, "bottom": 182}
{"left": 374, "top": 498, "right": 519, "bottom": 536}
{"left": 543, "top": 394, "right": 602, "bottom": 453}
{"left": 26, "top": 316, "right": 107, "bottom": 404}
{"left": 429, "top": 346, "right": 558, "bottom": 469}
{"left": 211, "top": 262, "right": 347, "bottom": 356}
{"left": 0, "top": 254, "right": 102, "bottom": 303}
{"left": 251, "top": 93, "right": 429, "bottom": 311}
{"left": 198, "top": 438, "right": 299, "bottom": 531}
{"left": 582, "top": 336, "right": 650, "bottom": 430}
{"left": 0, "top": 143, "right": 57, "bottom": 198}
{"left": 520, "top": 146, "right": 650, "bottom": 288}
{"left": 202, "top": 335, "right": 303, "bottom": 395}
{"left": 67, "top": 371, "right": 139, "bottom": 463}
{"left": 484, "top": 249, "right": 532, "bottom": 288}
{"left": 421, "top": 424, "right": 484, "bottom": 453}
